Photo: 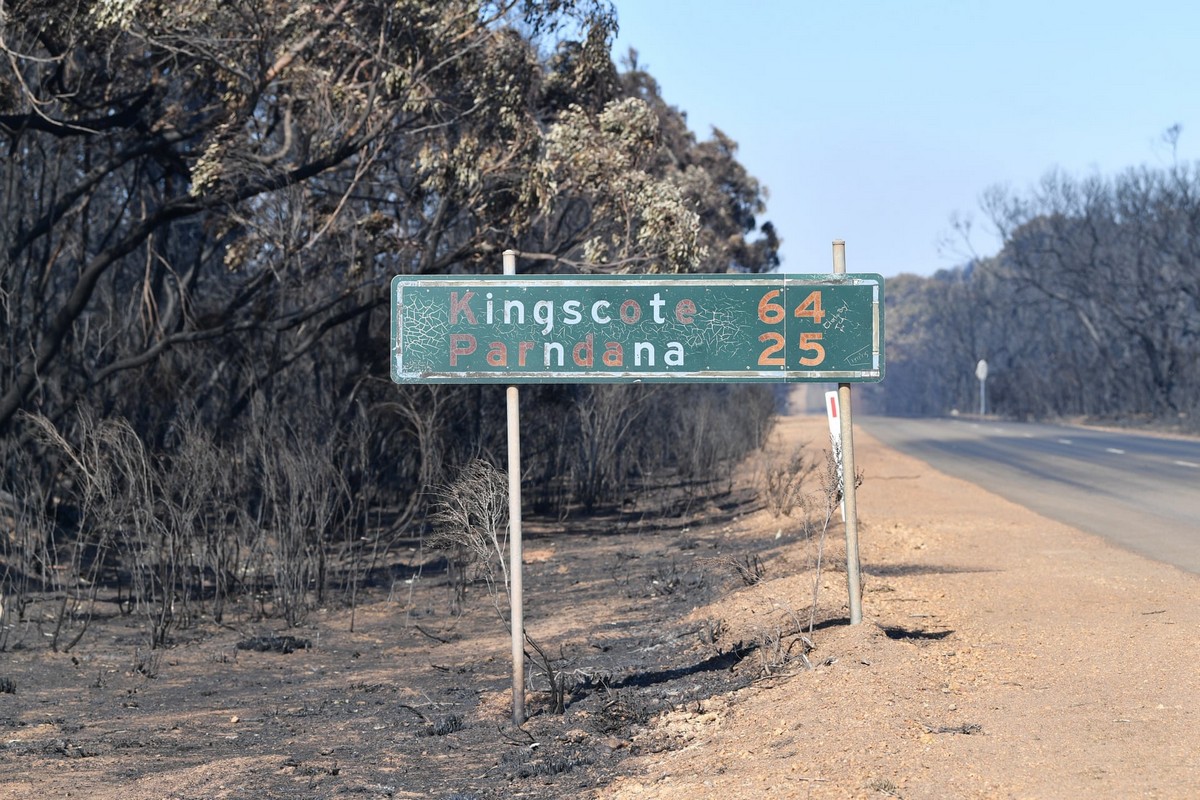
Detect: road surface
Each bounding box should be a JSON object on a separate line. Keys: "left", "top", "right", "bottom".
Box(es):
{"left": 858, "top": 416, "right": 1200, "bottom": 574}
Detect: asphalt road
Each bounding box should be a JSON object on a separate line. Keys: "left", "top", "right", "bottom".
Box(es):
{"left": 857, "top": 416, "right": 1200, "bottom": 574}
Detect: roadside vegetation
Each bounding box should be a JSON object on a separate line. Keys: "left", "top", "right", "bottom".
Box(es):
{"left": 865, "top": 137, "right": 1200, "bottom": 430}
{"left": 0, "top": 1, "right": 779, "bottom": 651}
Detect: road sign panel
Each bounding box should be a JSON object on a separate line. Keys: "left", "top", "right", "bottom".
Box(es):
{"left": 390, "top": 273, "right": 884, "bottom": 383}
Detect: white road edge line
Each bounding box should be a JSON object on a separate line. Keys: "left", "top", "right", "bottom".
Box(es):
{"left": 1105, "top": 448, "right": 1125, "bottom": 454}
{"left": 1174, "top": 460, "right": 1200, "bottom": 468}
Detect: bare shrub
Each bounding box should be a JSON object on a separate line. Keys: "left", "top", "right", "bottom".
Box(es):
{"left": 158, "top": 415, "right": 238, "bottom": 625}
{"left": 640, "top": 560, "right": 705, "bottom": 597}
{"left": 0, "top": 444, "right": 56, "bottom": 651}
{"left": 697, "top": 617, "right": 726, "bottom": 648}
{"left": 425, "top": 714, "right": 464, "bottom": 737}
{"left": 27, "top": 410, "right": 190, "bottom": 649}
{"left": 571, "top": 385, "right": 655, "bottom": 512}
{"left": 760, "top": 447, "right": 815, "bottom": 518}
{"left": 428, "top": 459, "right": 509, "bottom": 615}
{"left": 725, "top": 553, "right": 766, "bottom": 586}
{"left": 591, "top": 685, "right": 654, "bottom": 734}
{"left": 25, "top": 410, "right": 141, "bottom": 651}
{"left": 752, "top": 623, "right": 816, "bottom": 676}
{"left": 523, "top": 635, "right": 570, "bottom": 715}
{"left": 751, "top": 440, "right": 866, "bottom": 644}
{"left": 338, "top": 405, "right": 389, "bottom": 631}
{"left": 247, "top": 409, "right": 349, "bottom": 627}
{"left": 381, "top": 386, "right": 454, "bottom": 531}
{"left": 131, "top": 646, "right": 164, "bottom": 678}
{"left": 866, "top": 777, "right": 903, "bottom": 798}
{"left": 672, "top": 385, "right": 777, "bottom": 491}
{"left": 804, "top": 447, "right": 864, "bottom": 634}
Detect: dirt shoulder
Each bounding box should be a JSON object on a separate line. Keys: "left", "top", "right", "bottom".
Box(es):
{"left": 600, "top": 414, "right": 1200, "bottom": 799}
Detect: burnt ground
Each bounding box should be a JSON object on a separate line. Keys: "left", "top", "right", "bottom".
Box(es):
{"left": 0, "top": 478, "right": 809, "bottom": 800}
{"left": 7, "top": 412, "right": 1200, "bottom": 799}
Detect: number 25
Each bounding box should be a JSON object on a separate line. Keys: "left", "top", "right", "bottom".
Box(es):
{"left": 758, "top": 331, "right": 826, "bottom": 366}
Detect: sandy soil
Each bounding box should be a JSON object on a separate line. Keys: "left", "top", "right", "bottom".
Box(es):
{"left": 601, "top": 414, "right": 1200, "bottom": 799}
{"left": 2, "top": 408, "right": 1197, "bottom": 799}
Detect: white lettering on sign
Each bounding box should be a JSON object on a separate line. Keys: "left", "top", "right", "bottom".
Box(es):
{"left": 445, "top": 291, "right": 696, "bottom": 370}
{"left": 453, "top": 333, "right": 687, "bottom": 369}
{"left": 455, "top": 292, "right": 693, "bottom": 335}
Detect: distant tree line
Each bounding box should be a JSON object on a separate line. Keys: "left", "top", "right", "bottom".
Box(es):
{"left": 862, "top": 156, "right": 1200, "bottom": 429}
{"left": 0, "top": 0, "right": 779, "bottom": 646}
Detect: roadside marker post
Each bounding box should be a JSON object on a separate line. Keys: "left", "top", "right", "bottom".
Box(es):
{"left": 391, "top": 246, "right": 883, "bottom": 723}
{"left": 976, "top": 359, "right": 989, "bottom": 416}
{"left": 824, "top": 390, "right": 846, "bottom": 522}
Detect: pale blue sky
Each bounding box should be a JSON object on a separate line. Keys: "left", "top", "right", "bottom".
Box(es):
{"left": 611, "top": 1, "right": 1200, "bottom": 276}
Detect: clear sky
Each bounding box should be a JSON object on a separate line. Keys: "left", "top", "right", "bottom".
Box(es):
{"left": 611, "top": 0, "right": 1200, "bottom": 277}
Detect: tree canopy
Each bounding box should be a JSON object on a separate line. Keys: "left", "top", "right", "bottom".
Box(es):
{"left": 863, "top": 160, "right": 1200, "bottom": 428}
{"left": 1, "top": 0, "right": 778, "bottom": 432}
{"left": 0, "top": 0, "right": 781, "bottom": 637}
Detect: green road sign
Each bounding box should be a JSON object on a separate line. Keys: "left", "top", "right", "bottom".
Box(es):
{"left": 390, "top": 273, "right": 884, "bottom": 383}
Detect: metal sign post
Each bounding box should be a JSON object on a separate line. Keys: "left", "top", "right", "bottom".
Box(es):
{"left": 832, "top": 241, "right": 863, "bottom": 626}
{"left": 503, "top": 250, "right": 526, "bottom": 726}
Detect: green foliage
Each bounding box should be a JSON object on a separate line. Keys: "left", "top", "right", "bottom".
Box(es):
{"left": 528, "top": 94, "right": 755, "bottom": 272}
